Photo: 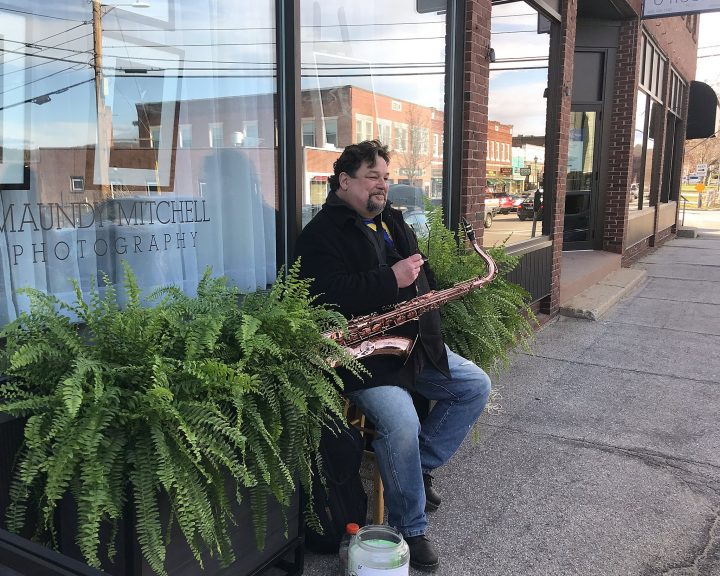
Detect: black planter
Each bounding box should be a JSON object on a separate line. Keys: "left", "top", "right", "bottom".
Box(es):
{"left": 0, "top": 528, "right": 107, "bottom": 576}
{"left": 0, "top": 413, "right": 25, "bottom": 525}
{"left": 1, "top": 413, "right": 303, "bottom": 576}
{"left": 57, "top": 481, "right": 303, "bottom": 576}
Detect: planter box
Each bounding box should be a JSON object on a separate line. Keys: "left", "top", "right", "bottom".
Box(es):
{"left": 1, "top": 414, "right": 303, "bottom": 576}
{"left": 0, "top": 414, "right": 25, "bottom": 525}
{"left": 0, "top": 528, "right": 107, "bottom": 576}
{"left": 58, "top": 482, "right": 303, "bottom": 576}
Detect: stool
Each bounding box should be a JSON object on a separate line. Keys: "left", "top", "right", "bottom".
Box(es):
{"left": 344, "top": 400, "right": 384, "bottom": 524}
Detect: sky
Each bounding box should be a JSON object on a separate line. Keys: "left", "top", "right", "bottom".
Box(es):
{"left": 696, "top": 12, "right": 720, "bottom": 90}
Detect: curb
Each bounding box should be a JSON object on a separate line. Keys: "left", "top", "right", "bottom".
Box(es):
{"left": 559, "top": 268, "right": 647, "bottom": 321}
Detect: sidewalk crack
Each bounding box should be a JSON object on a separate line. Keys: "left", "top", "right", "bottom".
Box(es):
{"left": 660, "top": 509, "right": 720, "bottom": 576}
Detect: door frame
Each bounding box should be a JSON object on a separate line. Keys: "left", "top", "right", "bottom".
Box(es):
{"left": 564, "top": 104, "right": 603, "bottom": 251}
{"left": 566, "top": 41, "right": 617, "bottom": 251}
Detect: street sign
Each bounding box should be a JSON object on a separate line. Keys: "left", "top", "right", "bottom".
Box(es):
{"left": 519, "top": 167, "right": 531, "bottom": 176}
{"left": 696, "top": 182, "right": 706, "bottom": 193}
{"left": 697, "top": 163, "right": 708, "bottom": 176}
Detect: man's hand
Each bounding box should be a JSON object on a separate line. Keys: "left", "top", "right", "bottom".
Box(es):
{"left": 392, "top": 253, "right": 425, "bottom": 288}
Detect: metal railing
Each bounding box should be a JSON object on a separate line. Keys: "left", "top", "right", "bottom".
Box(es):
{"left": 680, "top": 195, "right": 688, "bottom": 226}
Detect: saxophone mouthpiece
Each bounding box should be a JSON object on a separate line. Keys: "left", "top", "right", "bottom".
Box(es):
{"left": 461, "top": 217, "right": 476, "bottom": 242}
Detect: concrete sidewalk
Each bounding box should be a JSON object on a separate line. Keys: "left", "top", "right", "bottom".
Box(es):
{"left": 297, "top": 219, "right": 720, "bottom": 576}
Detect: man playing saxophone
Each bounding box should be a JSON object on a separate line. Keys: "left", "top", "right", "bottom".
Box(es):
{"left": 295, "top": 139, "right": 491, "bottom": 572}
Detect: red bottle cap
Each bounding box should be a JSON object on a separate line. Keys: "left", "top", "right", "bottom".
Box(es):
{"left": 346, "top": 523, "right": 360, "bottom": 534}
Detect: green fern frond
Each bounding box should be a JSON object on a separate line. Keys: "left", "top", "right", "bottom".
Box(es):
{"left": 425, "top": 207, "right": 537, "bottom": 373}
{"left": 0, "top": 260, "right": 349, "bottom": 573}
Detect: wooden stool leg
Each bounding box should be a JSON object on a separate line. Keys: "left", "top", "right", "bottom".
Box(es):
{"left": 344, "top": 400, "right": 384, "bottom": 524}
{"left": 372, "top": 457, "right": 384, "bottom": 524}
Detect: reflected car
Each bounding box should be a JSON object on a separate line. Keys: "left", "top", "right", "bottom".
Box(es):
{"left": 512, "top": 195, "right": 527, "bottom": 211}
{"left": 629, "top": 183, "right": 639, "bottom": 200}
{"left": 403, "top": 209, "right": 429, "bottom": 235}
{"left": 494, "top": 193, "right": 515, "bottom": 214}
{"left": 517, "top": 191, "right": 543, "bottom": 221}
{"left": 388, "top": 183, "right": 424, "bottom": 212}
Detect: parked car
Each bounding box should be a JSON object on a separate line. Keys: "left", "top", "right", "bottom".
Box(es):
{"left": 484, "top": 192, "right": 499, "bottom": 228}
{"left": 629, "top": 182, "right": 639, "bottom": 200}
{"left": 517, "top": 190, "right": 543, "bottom": 221}
{"left": 388, "top": 183, "right": 424, "bottom": 211}
{"left": 403, "top": 209, "right": 429, "bottom": 235}
{"left": 492, "top": 192, "right": 515, "bottom": 214}
{"left": 512, "top": 195, "right": 527, "bottom": 211}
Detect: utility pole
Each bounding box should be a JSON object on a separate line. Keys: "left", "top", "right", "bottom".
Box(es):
{"left": 92, "top": 0, "right": 111, "bottom": 199}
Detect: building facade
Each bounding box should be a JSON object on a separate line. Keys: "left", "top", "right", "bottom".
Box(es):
{"left": 0, "top": 0, "right": 712, "bottom": 569}
{"left": 0, "top": 0, "right": 705, "bottom": 327}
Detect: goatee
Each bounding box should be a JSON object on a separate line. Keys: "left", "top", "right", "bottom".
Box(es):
{"left": 366, "top": 194, "right": 386, "bottom": 216}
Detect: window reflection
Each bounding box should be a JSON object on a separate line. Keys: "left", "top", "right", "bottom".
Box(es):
{"left": 299, "top": 0, "right": 448, "bottom": 228}
{"left": 632, "top": 33, "right": 666, "bottom": 212}
{"left": 0, "top": 1, "right": 278, "bottom": 327}
{"left": 483, "top": 1, "right": 550, "bottom": 247}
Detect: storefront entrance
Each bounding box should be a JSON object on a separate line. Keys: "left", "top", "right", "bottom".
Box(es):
{"left": 564, "top": 107, "right": 601, "bottom": 250}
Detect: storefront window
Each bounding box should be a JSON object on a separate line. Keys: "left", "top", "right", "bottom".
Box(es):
{"left": 0, "top": 1, "right": 277, "bottom": 326}
{"left": 299, "top": 0, "right": 448, "bottom": 228}
{"left": 483, "top": 1, "right": 551, "bottom": 247}
{"left": 631, "top": 90, "right": 659, "bottom": 211}
{"left": 632, "top": 32, "right": 665, "bottom": 212}
{"left": 661, "top": 69, "right": 685, "bottom": 203}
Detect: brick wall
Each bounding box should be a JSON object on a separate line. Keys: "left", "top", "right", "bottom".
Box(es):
{"left": 604, "top": 19, "right": 640, "bottom": 255}
{"left": 646, "top": 17, "right": 698, "bottom": 81}
{"left": 460, "top": 0, "right": 492, "bottom": 236}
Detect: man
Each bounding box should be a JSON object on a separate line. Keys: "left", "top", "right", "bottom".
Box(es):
{"left": 295, "top": 140, "right": 491, "bottom": 572}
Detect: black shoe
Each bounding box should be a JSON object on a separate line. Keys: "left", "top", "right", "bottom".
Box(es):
{"left": 423, "top": 473, "right": 441, "bottom": 512}
{"left": 406, "top": 534, "right": 440, "bottom": 572}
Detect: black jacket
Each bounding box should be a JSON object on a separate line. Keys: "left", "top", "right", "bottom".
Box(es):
{"left": 294, "top": 192, "right": 450, "bottom": 393}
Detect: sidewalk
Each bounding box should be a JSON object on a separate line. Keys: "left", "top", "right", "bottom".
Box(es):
{"left": 298, "top": 215, "right": 720, "bottom": 576}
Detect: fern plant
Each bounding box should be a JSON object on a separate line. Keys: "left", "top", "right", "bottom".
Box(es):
{"left": 422, "top": 207, "right": 537, "bottom": 372}
{"left": 0, "top": 261, "right": 362, "bottom": 575}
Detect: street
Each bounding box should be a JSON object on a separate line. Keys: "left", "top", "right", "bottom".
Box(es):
{"left": 484, "top": 212, "right": 541, "bottom": 246}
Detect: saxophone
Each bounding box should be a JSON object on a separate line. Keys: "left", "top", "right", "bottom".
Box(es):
{"left": 323, "top": 218, "right": 498, "bottom": 362}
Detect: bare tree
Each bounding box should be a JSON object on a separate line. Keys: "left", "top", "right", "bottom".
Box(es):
{"left": 683, "top": 133, "right": 720, "bottom": 206}
{"left": 397, "top": 103, "right": 431, "bottom": 188}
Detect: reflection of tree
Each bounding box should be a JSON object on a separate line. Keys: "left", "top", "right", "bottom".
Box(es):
{"left": 398, "top": 103, "right": 430, "bottom": 187}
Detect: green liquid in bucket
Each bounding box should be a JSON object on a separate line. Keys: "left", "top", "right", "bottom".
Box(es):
{"left": 364, "top": 539, "right": 396, "bottom": 548}
{"left": 347, "top": 527, "right": 410, "bottom": 575}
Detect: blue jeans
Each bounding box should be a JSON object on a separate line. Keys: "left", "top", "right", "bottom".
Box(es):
{"left": 346, "top": 346, "right": 491, "bottom": 537}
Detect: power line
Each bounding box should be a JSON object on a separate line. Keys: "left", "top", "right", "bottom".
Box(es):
{"left": 0, "top": 77, "right": 94, "bottom": 111}
{"left": 0, "top": 46, "right": 89, "bottom": 67}
{"left": 0, "top": 64, "right": 86, "bottom": 97}
{"left": 685, "top": 128, "right": 720, "bottom": 152}
{"left": 0, "top": 6, "right": 84, "bottom": 22}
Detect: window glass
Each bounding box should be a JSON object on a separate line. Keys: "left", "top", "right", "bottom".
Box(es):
{"left": 0, "top": 1, "right": 277, "bottom": 327}
{"left": 302, "top": 119, "right": 316, "bottom": 146}
{"left": 299, "top": 0, "right": 448, "bottom": 227}
{"left": 644, "top": 104, "right": 657, "bottom": 207}
{"left": 325, "top": 118, "right": 338, "bottom": 146}
{"left": 483, "top": 1, "right": 551, "bottom": 247}
{"left": 631, "top": 91, "right": 648, "bottom": 211}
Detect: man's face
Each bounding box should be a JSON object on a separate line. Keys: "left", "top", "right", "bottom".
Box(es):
{"left": 337, "top": 155, "right": 390, "bottom": 218}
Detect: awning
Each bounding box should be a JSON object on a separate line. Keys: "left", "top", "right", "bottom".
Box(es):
{"left": 687, "top": 81, "right": 720, "bottom": 140}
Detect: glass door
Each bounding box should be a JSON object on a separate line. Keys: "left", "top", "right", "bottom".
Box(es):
{"left": 564, "top": 108, "right": 600, "bottom": 250}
